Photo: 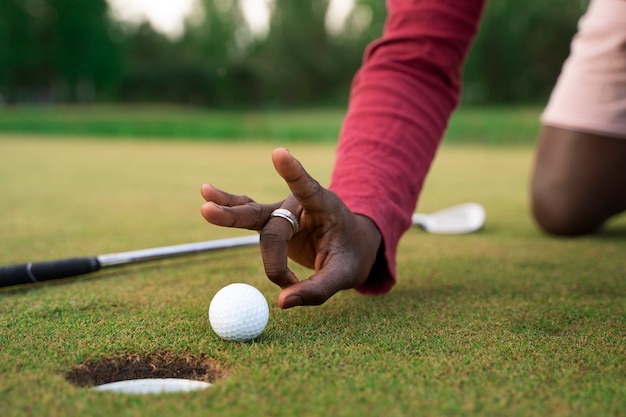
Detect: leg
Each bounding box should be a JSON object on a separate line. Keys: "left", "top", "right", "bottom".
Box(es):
{"left": 531, "top": 125, "right": 626, "bottom": 236}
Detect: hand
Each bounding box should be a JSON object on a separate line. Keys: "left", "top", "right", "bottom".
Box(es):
{"left": 200, "top": 148, "right": 382, "bottom": 308}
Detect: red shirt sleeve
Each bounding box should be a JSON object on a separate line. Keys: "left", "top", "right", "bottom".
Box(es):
{"left": 329, "top": 0, "right": 486, "bottom": 294}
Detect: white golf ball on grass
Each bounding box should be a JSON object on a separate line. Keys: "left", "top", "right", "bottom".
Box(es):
{"left": 208, "top": 283, "right": 269, "bottom": 342}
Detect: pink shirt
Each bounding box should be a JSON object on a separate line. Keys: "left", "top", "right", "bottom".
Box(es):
{"left": 329, "top": 0, "right": 486, "bottom": 294}
{"left": 541, "top": 0, "right": 626, "bottom": 139}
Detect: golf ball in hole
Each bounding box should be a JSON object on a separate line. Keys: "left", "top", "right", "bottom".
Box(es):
{"left": 208, "top": 283, "right": 269, "bottom": 342}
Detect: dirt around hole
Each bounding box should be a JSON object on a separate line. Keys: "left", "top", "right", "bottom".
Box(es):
{"left": 65, "top": 351, "right": 228, "bottom": 388}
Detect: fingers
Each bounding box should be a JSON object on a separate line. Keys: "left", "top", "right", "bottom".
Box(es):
{"left": 201, "top": 149, "right": 378, "bottom": 309}
{"left": 260, "top": 198, "right": 302, "bottom": 289}
{"left": 199, "top": 180, "right": 300, "bottom": 288}
{"left": 200, "top": 181, "right": 300, "bottom": 288}
{"left": 276, "top": 214, "right": 382, "bottom": 309}
{"left": 200, "top": 183, "right": 280, "bottom": 231}
{"left": 257, "top": 148, "right": 314, "bottom": 290}
{"left": 200, "top": 183, "right": 254, "bottom": 206}
{"left": 268, "top": 148, "right": 356, "bottom": 305}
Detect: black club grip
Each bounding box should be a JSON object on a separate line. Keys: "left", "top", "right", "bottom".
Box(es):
{"left": 0, "top": 257, "right": 101, "bottom": 288}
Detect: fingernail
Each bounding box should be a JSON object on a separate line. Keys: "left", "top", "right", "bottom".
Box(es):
{"left": 282, "top": 294, "right": 302, "bottom": 309}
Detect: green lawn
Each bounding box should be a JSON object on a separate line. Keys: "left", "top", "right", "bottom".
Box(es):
{"left": 0, "top": 105, "right": 346, "bottom": 142}
{"left": 0, "top": 108, "right": 624, "bottom": 416}
{"left": 0, "top": 104, "right": 541, "bottom": 145}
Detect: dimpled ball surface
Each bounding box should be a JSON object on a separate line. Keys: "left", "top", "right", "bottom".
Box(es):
{"left": 208, "top": 283, "right": 269, "bottom": 342}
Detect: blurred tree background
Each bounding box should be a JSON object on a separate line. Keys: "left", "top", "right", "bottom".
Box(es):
{"left": 0, "top": 0, "right": 588, "bottom": 108}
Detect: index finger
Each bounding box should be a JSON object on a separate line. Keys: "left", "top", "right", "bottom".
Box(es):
{"left": 200, "top": 183, "right": 281, "bottom": 230}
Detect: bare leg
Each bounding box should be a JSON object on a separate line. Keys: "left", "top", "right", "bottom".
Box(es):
{"left": 530, "top": 125, "right": 626, "bottom": 236}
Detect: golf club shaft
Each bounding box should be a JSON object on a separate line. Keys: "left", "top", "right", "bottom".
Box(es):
{"left": 0, "top": 235, "right": 260, "bottom": 288}
{"left": 0, "top": 209, "right": 448, "bottom": 288}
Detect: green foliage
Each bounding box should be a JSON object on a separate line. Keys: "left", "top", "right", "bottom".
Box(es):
{"left": 0, "top": 0, "right": 48, "bottom": 97}
{"left": 0, "top": 0, "right": 588, "bottom": 106}
{"left": 117, "top": 24, "right": 216, "bottom": 105}
{"left": 50, "top": 0, "right": 123, "bottom": 99}
{"left": 251, "top": 0, "right": 335, "bottom": 104}
{"left": 464, "top": 0, "right": 587, "bottom": 103}
{"left": 339, "top": 0, "right": 386, "bottom": 48}
{"left": 125, "top": 0, "right": 255, "bottom": 106}
{"left": 0, "top": 0, "right": 123, "bottom": 102}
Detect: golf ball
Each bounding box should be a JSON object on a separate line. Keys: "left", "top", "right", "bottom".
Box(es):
{"left": 208, "top": 283, "right": 269, "bottom": 342}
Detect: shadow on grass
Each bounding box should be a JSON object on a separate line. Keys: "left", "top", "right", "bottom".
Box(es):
{"left": 596, "top": 223, "right": 626, "bottom": 240}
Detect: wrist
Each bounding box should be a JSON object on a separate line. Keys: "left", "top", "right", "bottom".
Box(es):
{"left": 354, "top": 214, "right": 382, "bottom": 273}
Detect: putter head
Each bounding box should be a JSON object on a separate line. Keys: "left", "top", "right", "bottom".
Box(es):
{"left": 412, "top": 203, "right": 486, "bottom": 234}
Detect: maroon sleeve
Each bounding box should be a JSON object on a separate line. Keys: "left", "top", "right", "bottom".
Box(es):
{"left": 329, "top": 0, "right": 486, "bottom": 294}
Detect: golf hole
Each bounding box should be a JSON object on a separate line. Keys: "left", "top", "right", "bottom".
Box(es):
{"left": 65, "top": 351, "right": 227, "bottom": 394}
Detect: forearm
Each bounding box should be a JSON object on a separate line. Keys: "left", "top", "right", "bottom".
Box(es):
{"left": 330, "top": 0, "right": 486, "bottom": 294}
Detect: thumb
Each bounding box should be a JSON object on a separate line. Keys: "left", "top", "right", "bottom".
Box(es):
{"left": 271, "top": 148, "right": 322, "bottom": 204}
{"left": 271, "top": 147, "right": 300, "bottom": 181}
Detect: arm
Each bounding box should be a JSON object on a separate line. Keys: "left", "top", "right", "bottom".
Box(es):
{"left": 201, "top": 0, "right": 486, "bottom": 308}
{"left": 331, "top": 0, "right": 486, "bottom": 294}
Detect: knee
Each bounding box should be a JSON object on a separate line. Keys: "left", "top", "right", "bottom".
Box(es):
{"left": 530, "top": 125, "right": 626, "bottom": 236}
{"left": 531, "top": 184, "right": 601, "bottom": 236}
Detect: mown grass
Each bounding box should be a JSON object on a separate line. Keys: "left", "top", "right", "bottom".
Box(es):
{"left": 0, "top": 111, "right": 624, "bottom": 416}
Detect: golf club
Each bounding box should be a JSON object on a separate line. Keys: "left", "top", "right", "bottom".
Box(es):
{"left": 0, "top": 203, "right": 485, "bottom": 288}
{"left": 412, "top": 202, "right": 485, "bottom": 234}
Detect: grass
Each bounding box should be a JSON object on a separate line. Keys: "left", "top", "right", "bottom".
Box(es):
{"left": 0, "top": 105, "right": 346, "bottom": 142}
{"left": 0, "top": 109, "right": 625, "bottom": 416}
{"left": 0, "top": 104, "right": 542, "bottom": 145}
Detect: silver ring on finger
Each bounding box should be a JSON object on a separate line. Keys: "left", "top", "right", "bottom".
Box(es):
{"left": 270, "top": 208, "right": 300, "bottom": 235}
